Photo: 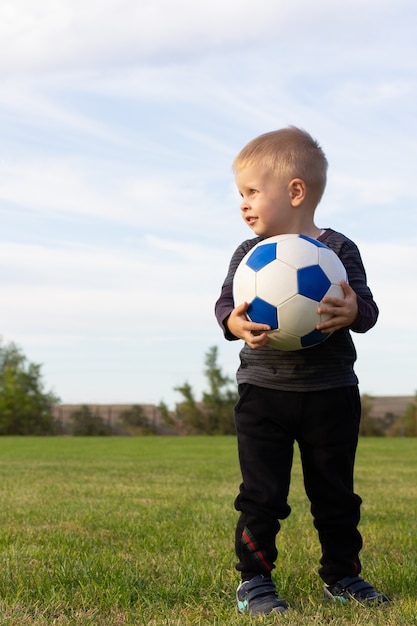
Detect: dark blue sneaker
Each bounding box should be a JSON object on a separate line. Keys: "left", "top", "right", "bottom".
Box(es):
{"left": 324, "top": 576, "right": 389, "bottom": 605}
{"left": 236, "top": 574, "right": 288, "bottom": 615}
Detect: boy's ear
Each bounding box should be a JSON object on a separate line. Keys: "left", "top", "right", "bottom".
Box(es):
{"left": 289, "top": 178, "right": 306, "bottom": 206}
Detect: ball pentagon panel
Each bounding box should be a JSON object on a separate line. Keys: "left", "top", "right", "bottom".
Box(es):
{"left": 248, "top": 297, "right": 278, "bottom": 328}
{"left": 297, "top": 265, "right": 331, "bottom": 301}
{"left": 246, "top": 242, "right": 277, "bottom": 271}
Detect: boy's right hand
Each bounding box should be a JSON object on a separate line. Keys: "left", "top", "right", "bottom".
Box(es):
{"left": 226, "top": 302, "right": 271, "bottom": 349}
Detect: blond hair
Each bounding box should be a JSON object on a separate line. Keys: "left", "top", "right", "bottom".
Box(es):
{"left": 233, "top": 127, "right": 328, "bottom": 205}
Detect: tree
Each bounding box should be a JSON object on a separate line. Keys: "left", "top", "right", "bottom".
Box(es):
{"left": 69, "top": 405, "right": 112, "bottom": 436}
{"left": 118, "top": 404, "right": 157, "bottom": 435}
{"left": 174, "top": 382, "right": 206, "bottom": 434}
{"left": 0, "top": 339, "right": 59, "bottom": 435}
{"left": 388, "top": 392, "right": 417, "bottom": 437}
{"left": 158, "top": 401, "right": 177, "bottom": 433}
{"left": 163, "top": 346, "right": 238, "bottom": 435}
{"left": 202, "top": 346, "right": 237, "bottom": 434}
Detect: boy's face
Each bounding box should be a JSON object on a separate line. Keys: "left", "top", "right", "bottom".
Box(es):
{"left": 235, "top": 165, "right": 294, "bottom": 238}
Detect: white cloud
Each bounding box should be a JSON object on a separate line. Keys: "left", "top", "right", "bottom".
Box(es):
{"left": 0, "top": 0, "right": 414, "bottom": 75}
{"left": 0, "top": 236, "right": 227, "bottom": 338}
{"left": 0, "top": 157, "right": 200, "bottom": 228}
{"left": 0, "top": 81, "right": 134, "bottom": 147}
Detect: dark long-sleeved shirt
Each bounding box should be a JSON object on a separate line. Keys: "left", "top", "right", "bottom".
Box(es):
{"left": 215, "top": 228, "right": 378, "bottom": 392}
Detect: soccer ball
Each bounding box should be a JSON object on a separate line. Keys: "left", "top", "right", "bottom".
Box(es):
{"left": 233, "top": 234, "right": 347, "bottom": 350}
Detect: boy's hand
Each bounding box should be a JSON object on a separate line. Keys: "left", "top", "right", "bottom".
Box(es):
{"left": 227, "top": 302, "right": 271, "bottom": 349}
{"left": 316, "top": 280, "right": 358, "bottom": 333}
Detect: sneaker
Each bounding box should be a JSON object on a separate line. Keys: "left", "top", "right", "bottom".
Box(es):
{"left": 236, "top": 574, "right": 288, "bottom": 615}
{"left": 324, "top": 575, "right": 389, "bottom": 605}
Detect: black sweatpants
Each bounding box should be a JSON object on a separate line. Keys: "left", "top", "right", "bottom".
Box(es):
{"left": 234, "top": 383, "right": 363, "bottom": 585}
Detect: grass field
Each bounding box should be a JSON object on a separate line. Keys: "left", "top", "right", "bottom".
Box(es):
{"left": 0, "top": 436, "right": 416, "bottom": 625}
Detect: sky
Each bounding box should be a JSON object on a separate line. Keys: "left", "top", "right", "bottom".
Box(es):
{"left": 1, "top": 0, "right": 416, "bottom": 408}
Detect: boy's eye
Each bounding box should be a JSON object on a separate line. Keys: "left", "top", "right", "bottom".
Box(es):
{"left": 238, "top": 188, "right": 257, "bottom": 198}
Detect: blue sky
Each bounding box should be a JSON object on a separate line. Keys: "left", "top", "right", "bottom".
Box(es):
{"left": 1, "top": 0, "right": 416, "bottom": 407}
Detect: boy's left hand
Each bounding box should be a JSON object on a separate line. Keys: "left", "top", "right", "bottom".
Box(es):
{"left": 316, "top": 280, "right": 358, "bottom": 333}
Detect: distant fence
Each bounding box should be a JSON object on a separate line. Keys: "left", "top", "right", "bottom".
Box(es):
{"left": 51, "top": 397, "right": 414, "bottom": 435}
{"left": 52, "top": 403, "right": 167, "bottom": 432}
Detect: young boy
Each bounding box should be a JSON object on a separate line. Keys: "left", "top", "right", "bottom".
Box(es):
{"left": 215, "top": 127, "right": 389, "bottom": 616}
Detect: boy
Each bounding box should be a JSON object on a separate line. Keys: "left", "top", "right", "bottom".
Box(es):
{"left": 215, "top": 127, "right": 389, "bottom": 615}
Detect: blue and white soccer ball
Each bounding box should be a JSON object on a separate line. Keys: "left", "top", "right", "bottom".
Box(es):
{"left": 233, "top": 234, "right": 347, "bottom": 350}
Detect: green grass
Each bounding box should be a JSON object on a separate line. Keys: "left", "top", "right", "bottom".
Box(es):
{"left": 0, "top": 436, "right": 416, "bottom": 625}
